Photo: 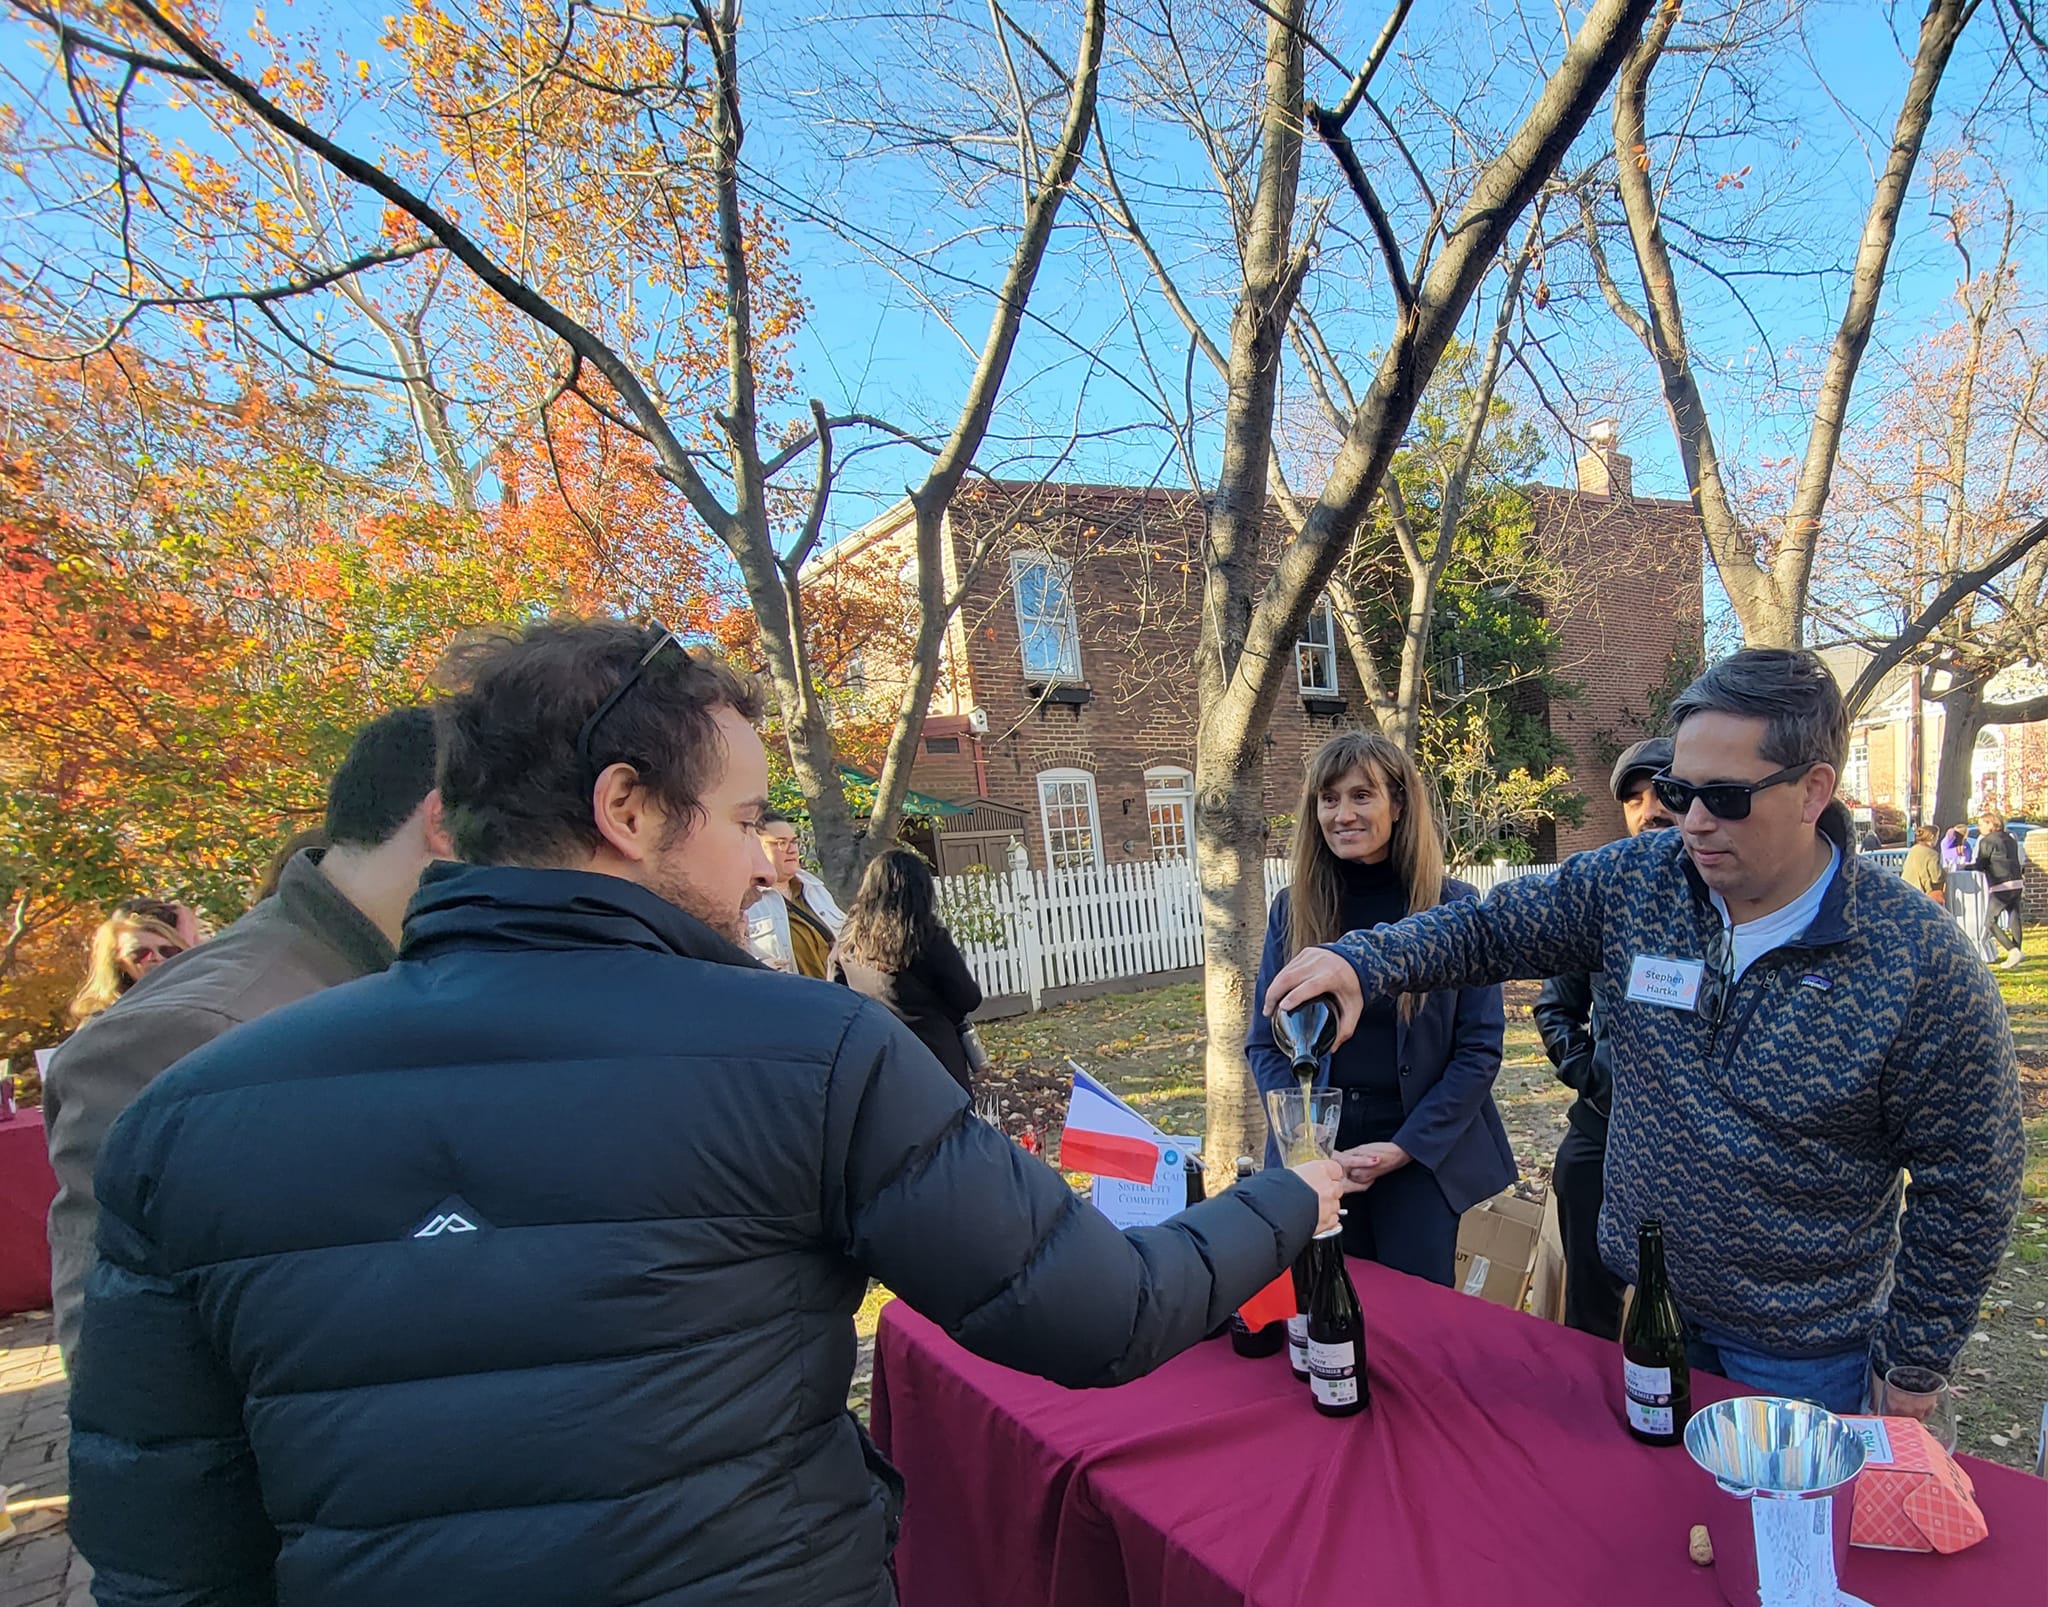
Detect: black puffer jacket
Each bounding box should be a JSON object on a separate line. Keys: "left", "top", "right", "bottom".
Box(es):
{"left": 71, "top": 865, "right": 1316, "bottom": 1607}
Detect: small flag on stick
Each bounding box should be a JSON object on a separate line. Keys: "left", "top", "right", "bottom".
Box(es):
{"left": 1058, "top": 1062, "right": 1167, "bottom": 1184}
{"left": 1238, "top": 1270, "right": 1297, "bottom": 1332}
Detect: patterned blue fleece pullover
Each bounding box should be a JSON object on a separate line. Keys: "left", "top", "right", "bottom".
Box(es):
{"left": 1326, "top": 822, "right": 2023, "bottom": 1372}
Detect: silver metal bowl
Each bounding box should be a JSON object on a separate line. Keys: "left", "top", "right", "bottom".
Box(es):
{"left": 1685, "top": 1395, "right": 1868, "bottom": 1497}
{"left": 1684, "top": 1396, "right": 1867, "bottom": 1607}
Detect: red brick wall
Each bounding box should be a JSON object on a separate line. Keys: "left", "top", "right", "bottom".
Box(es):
{"left": 933, "top": 487, "right": 1361, "bottom": 870}
{"left": 832, "top": 478, "right": 1704, "bottom": 870}
{"left": 1530, "top": 484, "right": 1705, "bottom": 856}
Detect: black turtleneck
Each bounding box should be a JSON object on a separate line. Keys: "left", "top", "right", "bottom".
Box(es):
{"left": 1327, "top": 855, "right": 1407, "bottom": 1139}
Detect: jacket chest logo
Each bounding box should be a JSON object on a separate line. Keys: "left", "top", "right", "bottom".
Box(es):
{"left": 411, "top": 1195, "right": 489, "bottom": 1239}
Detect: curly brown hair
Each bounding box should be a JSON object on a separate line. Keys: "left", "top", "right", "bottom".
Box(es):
{"left": 435, "top": 619, "right": 763, "bottom": 867}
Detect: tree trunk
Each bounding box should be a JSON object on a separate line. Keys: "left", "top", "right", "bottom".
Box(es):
{"left": 1930, "top": 678, "right": 1985, "bottom": 831}
{"left": 1599, "top": 0, "right": 1972, "bottom": 648}
{"left": 1194, "top": 0, "right": 1650, "bottom": 1167}
{"left": 1194, "top": 707, "right": 1274, "bottom": 1174}
{"left": 1195, "top": 0, "right": 1306, "bottom": 1174}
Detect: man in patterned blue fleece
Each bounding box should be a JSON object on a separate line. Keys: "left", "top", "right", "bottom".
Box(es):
{"left": 1270, "top": 648, "right": 2024, "bottom": 1412}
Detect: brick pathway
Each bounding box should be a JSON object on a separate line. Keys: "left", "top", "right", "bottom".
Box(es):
{"left": 0, "top": 1313, "right": 89, "bottom": 1607}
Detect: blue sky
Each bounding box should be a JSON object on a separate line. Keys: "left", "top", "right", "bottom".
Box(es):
{"left": 749, "top": 0, "right": 2045, "bottom": 534}
{"left": 2, "top": 0, "right": 2038, "bottom": 579}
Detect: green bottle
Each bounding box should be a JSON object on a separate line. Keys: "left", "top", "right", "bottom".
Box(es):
{"left": 1622, "top": 1219, "right": 1691, "bottom": 1447}
{"left": 1305, "top": 1227, "right": 1367, "bottom": 1417}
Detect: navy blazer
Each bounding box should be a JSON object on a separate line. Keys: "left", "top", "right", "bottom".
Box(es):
{"left": 1247, "top": 879, "right": 1516, "bottom": 1214}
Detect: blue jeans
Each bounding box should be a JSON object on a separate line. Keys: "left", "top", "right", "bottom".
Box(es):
{"left": 1685, "top": 1326, "right": 1870, "bottom": 1414}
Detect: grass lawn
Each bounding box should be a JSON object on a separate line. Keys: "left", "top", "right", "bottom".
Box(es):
{"left": 855, "top": 963, "right": 2048, "bottom": 1472}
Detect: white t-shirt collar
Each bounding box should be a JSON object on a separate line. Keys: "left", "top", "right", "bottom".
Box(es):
{"left": 1709, "top": 840, "right": 1842, "bottom": 986}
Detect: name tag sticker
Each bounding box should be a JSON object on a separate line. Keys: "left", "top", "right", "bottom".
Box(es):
{"left": 1626, "top": 954, "right": 1704, "bottom": 1011}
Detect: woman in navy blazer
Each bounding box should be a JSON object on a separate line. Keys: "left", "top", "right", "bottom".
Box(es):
{"left": 1248, "top": 731, "right": 1516, "bottom": 1285}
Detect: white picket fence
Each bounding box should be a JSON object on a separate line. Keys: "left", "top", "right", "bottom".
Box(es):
{"left": 940, "top": 849, "right": 2009, "bottom": 1008}
{"left": 937, "top": 856, "right": 1553, "bottom": 1008}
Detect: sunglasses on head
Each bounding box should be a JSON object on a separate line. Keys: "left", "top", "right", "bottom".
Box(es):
{"left": 575, "top": 623, "right": 691, "bottom": 781}
{"left": 1650, "top": 762, "right": 1816, "bottom": 822}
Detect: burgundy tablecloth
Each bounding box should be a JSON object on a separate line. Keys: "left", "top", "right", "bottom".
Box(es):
{"left": 872, "top": 1261, "right": 2047, "bottom": 1607}
{"left": 0, "top": 1112, "right": 56, "bottom": 1318}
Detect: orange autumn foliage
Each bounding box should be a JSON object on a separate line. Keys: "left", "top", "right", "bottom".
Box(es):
{"left": 0, "top": 348, "right": 741, "bottom": 1057}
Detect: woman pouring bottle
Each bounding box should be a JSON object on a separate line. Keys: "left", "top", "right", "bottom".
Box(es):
{"left": 1247, "top": 731, "right": 1514, "bottom": 1285}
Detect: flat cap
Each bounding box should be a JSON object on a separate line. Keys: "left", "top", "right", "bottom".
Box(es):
{"left": 1610, "top": 736, "right": 1674, "bottom": 801}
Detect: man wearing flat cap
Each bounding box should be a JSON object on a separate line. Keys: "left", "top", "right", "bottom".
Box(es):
{"left": 1531, "top": 737, "right": 1676, "bottom": 1338}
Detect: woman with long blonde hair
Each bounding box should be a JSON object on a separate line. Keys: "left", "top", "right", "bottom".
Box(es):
{"left": 69, "top": 900, "right": 187, "bottom": 1023}
{"left": 1247, "top": 730, "right": 1514, "bottom": 1284}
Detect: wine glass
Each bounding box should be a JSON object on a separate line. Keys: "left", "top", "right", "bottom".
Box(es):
{"left": 1262, "top": 1087, "right": 1341, "bottom": 1166}
{"left": 1877, "top": 1364, "right": 1958, "bottom": 1453}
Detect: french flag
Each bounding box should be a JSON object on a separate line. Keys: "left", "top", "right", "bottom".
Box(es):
{"left": 1057, "top": 1064, "right": 1167, "bottom": 1184}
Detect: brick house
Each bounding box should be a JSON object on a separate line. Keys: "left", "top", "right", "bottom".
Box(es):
{"left": 1817, "top": 646, "right": 2048, "bottom": 832}
{"left": 815, "top": 433, "right": 1702, "bottom": 873}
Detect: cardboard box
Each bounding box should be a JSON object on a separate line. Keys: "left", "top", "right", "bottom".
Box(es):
{"left": 1527, "top": 1187, "right": 1567, "bottom": 1324}
{"left": 1839, "top": 1416, "right": 1988, "bottom": 1554}
{"left": 1454, "top": 1190, "right": 1545, "bottom": 1311}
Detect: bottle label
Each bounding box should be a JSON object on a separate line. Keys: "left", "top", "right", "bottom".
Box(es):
{"left": 1308, "top": 1339, "right": 1358, "bottom": 1406}
{"left": 1624, "top": 1359, "right": 1675, "bottom": 1435}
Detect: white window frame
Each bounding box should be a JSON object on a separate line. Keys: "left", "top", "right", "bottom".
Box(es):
{"left": 1297, "top": 596, "right": 1338, "bottom": 694}
{"left": 1844, "top": 734, "right": 1870, "bottom": 803}
{"left": 1036, "top": 768, "right": 1102, "bottom": 869}
{"left": 1144, "top": 766, "right": 1194, "bottom": 860}
{"left": 1011, "top": 553, "right": 1083, "bottom": 682}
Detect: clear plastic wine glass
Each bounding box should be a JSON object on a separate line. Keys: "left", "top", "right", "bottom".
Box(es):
{"left": 1262, "top": 1087, "right": 1341, "bottom": 1167}
{"left": 1877, "top": 1365, "right": 1958, "bottom": 1453}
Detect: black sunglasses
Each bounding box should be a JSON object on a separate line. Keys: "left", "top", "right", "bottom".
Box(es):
{"left": 575, "top": 624, "right": 690, "bottom": 781}
{"left": 1651, "top": 762, "right": 1816, "bottom": 822}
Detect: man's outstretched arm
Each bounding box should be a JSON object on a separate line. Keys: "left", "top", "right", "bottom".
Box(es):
{"left": 1267, "top": 849, "right": 1611, "bottom": 1044}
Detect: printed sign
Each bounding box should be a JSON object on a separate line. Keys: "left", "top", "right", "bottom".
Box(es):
{"left": 1751, "top": 1494, "right": 1838, "bottom": 1607}
{"left": 1090, "top": 1137, "right": 1202, "bottom": 1230}
{"left": 1625, "top": 953, "right": 1704, "bottom": 1011}
{"left": 1839, "top": 1416, "right": 1896, "bottom": 1468}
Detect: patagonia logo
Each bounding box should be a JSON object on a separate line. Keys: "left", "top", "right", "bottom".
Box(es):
{"left": 411, "top": 1195, "right": 489, "bottom": 1240}
{"left": 1798, "top": 974, "right": 1832, "bottom": 991}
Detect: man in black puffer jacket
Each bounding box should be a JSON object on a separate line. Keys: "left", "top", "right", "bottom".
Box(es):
{"left": 69, "top": 620, "right": 1346, "bottom": 1607}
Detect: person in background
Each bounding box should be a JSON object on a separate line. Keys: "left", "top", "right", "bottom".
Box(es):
{"left": 256, "top": 826, "right": 331, "bottom": 901}
{"left": 1858, "top": 822, "right": 1883, "bottom": 854}
{"left": 43, "top": 707, "right": 446, "bottom": 1369}
{"left": 1973, "top": 809, "right": 2027, "bottom": 969}
{"left": 1940, "top": 824, "right": 1971, "bottom": 871}
{"left": 1248, "top": 729, "right": 1513, "bottom": 1286}
{"left": 66, "top": 902, "right": 186, "bottom": 1025}
{"left": 67, "top": 618, "right": 1357, "bottom": 1607}
{"left": 1532, "top": 735, "right": 1676, "bottom": 1339}
{"left": 1900, "top": 826, "right": 1946, "bottom": 907}
{"left": 763, "top": 809, "right": 848, "bottom": 930}
{"left": 832, "top": 848, "right": 984, "bottom": 1093}
{"left": 758, "top": 807, "right": 839, "bottom": 978}
{"left": 1265, "top": 649, "right": 2024, "bottom": 1410}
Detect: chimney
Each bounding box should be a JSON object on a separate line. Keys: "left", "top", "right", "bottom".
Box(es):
{"left": 1576, "top": 418, "right": 1633, "bottom": 499}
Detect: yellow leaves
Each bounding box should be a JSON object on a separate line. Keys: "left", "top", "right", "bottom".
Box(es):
{"left": 1631, "top": 141, "right": 1651, "bottom": 174}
